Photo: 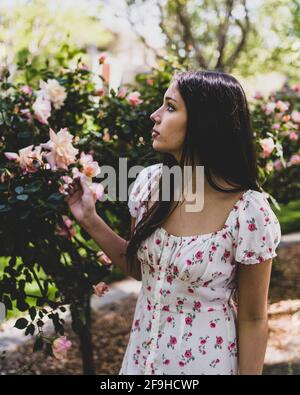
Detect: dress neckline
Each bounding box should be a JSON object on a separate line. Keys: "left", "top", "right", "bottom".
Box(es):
{"left": 157, "top": 189, "right": 253, "bottom": 239}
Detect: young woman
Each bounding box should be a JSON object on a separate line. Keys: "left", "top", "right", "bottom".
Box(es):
{"left": 65, "top": 70, "right": 281, "bottom": 375}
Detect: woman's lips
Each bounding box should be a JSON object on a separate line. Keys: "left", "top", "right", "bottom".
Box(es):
{"left": 152, "top": 129, "right": 160, "bottom": 138}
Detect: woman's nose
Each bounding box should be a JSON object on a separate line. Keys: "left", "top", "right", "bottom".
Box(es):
{"left": 150, "top": 111, "right": 160, "bottom": 124}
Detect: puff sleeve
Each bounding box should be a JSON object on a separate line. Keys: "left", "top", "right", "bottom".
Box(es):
{"left": 233, "top": 191, "right": 281, "bottom": 265}
{"left": 128, "top": 167, "right": 147, "bottom": 219}
{"left": 127, "top": 163, "right": 163, "bottom": 220}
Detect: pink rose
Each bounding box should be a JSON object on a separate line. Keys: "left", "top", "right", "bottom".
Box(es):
{"left": 79, "top": 152, "right": 101, "bottom": 178}
{"left": 32, "top": 96, "right": 51, "bottom": 125}
{"left": 263, "top": 102, "right": 276, "bottom": 115}
{"left": 93, "top": 281, "right": 109, "bottom": 297}
{"left": 117, "top": 87, "right": 127, "bottom": 99}
{"left": 274, "top": 159, "right": 283, "bottom": 171}
{"left": 98, "top": 52, "right": 107, "bottom": 64}
{"left": 291, "top": 111, "right": 300, "bottom": 123}
{"left": 253, "top": 91, "right": 263, "bottom": 100}
{"left": 52, "top": 336, "right": 72, "bottom": 360}
{"left": 4, "top": 152, "right": 19, "bottom": 161}
{"left": 37, "top": 79, "right": 67, "bottom": 110}
{"left": 288, "top": 154, "right": 300, "bottom": 166}
{"left": 282, "top": 115, "right": 290, "bottom": 123}
{"left": 276, "top": 100, "right": 289, "bottom": 112}
{"left": 146, "top": 78, "right": 154, "bottom": 86}
{"left": 259, "top": 138, "right": 275, "bottom": 158}
{"left": 41, "top": 128, "right": 78, "bottom": 171}
{"left": 126, "top": 91, "right": 143, "bottom": 106}
{"left": 289, "top": 131, "right": 298, "bottom": 141}
{"left": 55, "top": 215, "right": 75, "bottom": 239}
{"left": 94, "top": 88, "right": 105, "bottom": 97}
{"left": 292, "top": 84, "right": 300, "bottom": 92}
{"left": 20, "top": 85, "right": 33, "bottom": 95}
{"left": 5, "top": 145, "right": 43, "bottom": 174}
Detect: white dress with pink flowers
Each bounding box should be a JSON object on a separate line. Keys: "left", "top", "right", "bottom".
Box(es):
{"left": 119, "top": 163, "right": 281, "bottom": 375}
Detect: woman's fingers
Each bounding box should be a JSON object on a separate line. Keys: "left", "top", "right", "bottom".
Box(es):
{"left": 97, "top": 251, "right": 112, "bottom": 265}
{"left": 64, "top": 189, "right": 82, "bottom": 205}
{"left": 93, "top": 282, "right": 109, "bottom": 297}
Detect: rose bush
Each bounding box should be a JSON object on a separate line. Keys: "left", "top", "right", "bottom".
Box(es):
{"left": 250, "top": 83, "right": 300, "bottom": 204}
{"left": 0, "top": 51, "right": 119, "bottom": 374}
{"left": 0, "top": 45, "right": 299, "bottom": 373}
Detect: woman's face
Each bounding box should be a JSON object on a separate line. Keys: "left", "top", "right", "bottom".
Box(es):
{"left": 150, "top": 80, "right": 187, "bottom": 162}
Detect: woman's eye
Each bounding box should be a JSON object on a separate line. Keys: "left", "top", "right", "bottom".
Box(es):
{"left": 166, "top": 104, "right": 175, "bottom": 112}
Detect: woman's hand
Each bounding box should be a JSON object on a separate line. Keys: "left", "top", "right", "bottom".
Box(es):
{"left": 64, "top": 176, "right": 97, "bottom": 227}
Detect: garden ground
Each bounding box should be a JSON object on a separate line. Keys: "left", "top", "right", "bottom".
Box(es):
{"left": 0, "top": 290, "right": 299, "bottom": 375}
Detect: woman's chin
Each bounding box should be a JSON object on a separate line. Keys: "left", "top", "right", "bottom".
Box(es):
{"left": 152, "top": 141, "right": 164, "bottom": 152}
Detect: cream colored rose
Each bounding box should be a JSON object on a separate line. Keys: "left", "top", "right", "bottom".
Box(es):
{"left": 38, "top": 79, "right": 67, "bottom": 110}
{"left": 40, "top": 128, "right": 78, "bottom": 170}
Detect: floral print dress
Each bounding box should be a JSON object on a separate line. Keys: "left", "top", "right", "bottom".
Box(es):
{"left": 119, "top": 163, "right": 281, "bottom": 375}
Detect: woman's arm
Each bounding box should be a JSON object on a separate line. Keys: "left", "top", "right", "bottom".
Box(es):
{"left": 64, "top": 176, "right": 142, "bottom": 281}
{"left": 82, "top": 213, "right": 142, "bottom": 281}
{"left": 237, "top": 258, "right": 272, "bottom": 375}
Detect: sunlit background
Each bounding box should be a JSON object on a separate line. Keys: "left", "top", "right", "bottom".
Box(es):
{"left": 0, "top": 0, "right": 299, "bottom": 96}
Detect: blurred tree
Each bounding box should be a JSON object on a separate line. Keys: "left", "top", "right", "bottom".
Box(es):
{"left": 124, "top": 0, "right": 300, "bottom": 78}
{"left": 0, "top": 0, "right": 115, "bottom": 81}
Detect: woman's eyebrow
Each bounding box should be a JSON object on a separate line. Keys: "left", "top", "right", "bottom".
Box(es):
{"left": 164, "top": 96, "right": 177, "bottom": 102}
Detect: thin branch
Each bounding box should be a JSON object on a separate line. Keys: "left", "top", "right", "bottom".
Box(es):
{"left": 157, "top": 0, "right": 180, "bottom": 54}
{"left": 215, "top": 0, "right": 235, "bottom": 70}
{"left": 224, "top": 0, "right": 250, "bottom": 71}
{"left": 29, "top": 267, "right": 47, "bottom": 298}
{"left": 173, "top": 0, "right": 208, "bottom": 68}
{"left": 124, "top": 1, "right": 166, "bottom": 62}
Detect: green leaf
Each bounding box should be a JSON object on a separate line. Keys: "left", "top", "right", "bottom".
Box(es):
{"left": 0, "top": 204, "right": 12, "bottom": 213}
{"left": 48, "top": 193, "right": 64, "bottom": 202}
{"left": 29, "top": 307, "right": 37, "bottom": 321}
{"left": 25, "top": 324, "right": 35, "bottom": 336}
{"left": 17, "top": 131, "right": 32, "bottom": 139}
{"left": 14, "top": 318, "right": 28, "bottom": 329}
{"left": 15, "top": 186, "right": 24, "bottom": 194}
{"left": 24, "top": 180, "right": 43, "bottom": 193}
{"left": 37, "top": 319, "right": 44, "bottom": 327}
{"left": 16, "top": 299, "right": 29, "bottom": 312}
{"left": 16, "top": 194, "right": 29, "bottom": 201}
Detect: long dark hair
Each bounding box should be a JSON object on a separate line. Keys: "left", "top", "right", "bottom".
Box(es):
{"left": 125, "top": 69, "right": 261, "bottom": 270}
